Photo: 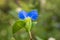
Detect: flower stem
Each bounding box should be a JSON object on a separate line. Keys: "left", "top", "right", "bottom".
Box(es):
{"left": 29, "top": 31, "right": 33, "bottom": 40}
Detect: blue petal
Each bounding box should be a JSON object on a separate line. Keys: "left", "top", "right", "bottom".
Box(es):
{"left": 28, "top": 10, "right": 38, "bottom": 20}
{"left": 18, "top": 10, "right": 27, "bottom": 20}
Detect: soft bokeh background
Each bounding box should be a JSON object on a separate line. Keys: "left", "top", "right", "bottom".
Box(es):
{"left": 0, "top": 0, "right": 60, "bottom": 40}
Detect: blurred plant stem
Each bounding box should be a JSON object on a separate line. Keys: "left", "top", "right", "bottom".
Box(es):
{"left": 29, "top": 31, "right": 33, "bottom": 40}
{"left": 40, "top": 0, "right": 46, "bottom": 13}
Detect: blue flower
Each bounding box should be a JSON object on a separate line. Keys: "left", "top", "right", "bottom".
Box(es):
{"left": 18, "top": 10, "right": 38, "bottom": 20}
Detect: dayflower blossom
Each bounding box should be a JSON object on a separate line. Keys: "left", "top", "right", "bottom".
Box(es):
{"left": 18, "top": 10, "right": 38, "bottom": 20}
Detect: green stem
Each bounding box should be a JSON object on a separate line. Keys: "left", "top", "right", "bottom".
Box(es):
{"left": 25, "top": 17, "right": 32, "bottom": 40}
{"left": 29, "top": 31, "right": 33, "bottom": 40}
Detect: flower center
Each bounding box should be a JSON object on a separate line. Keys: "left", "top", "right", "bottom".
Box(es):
{"left": 25, "top": 17, "right": 31, "bottom": 22}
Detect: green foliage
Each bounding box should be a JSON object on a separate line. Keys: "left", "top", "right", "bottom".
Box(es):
{"left": 0, "top": 0, "right": 60, "bottom": 40}
{"left": 13, "top": 20, "right": 25, "bottom": 34}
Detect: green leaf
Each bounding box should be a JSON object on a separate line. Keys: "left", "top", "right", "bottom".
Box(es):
{"left": 13, "top": 20, "right": 25, "bottom": 34}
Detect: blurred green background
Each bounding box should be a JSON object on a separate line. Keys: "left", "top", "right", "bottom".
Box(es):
{"left": 0, "top": 0, "right": 60, "bottom": 40}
